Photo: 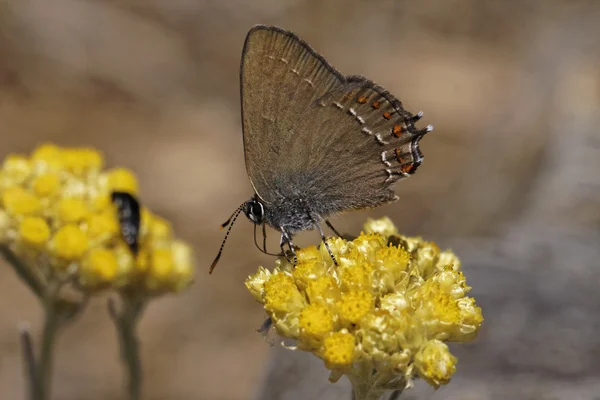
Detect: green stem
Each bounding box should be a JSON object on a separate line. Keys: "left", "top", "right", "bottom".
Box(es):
{"left": 38, "top": 299, "right": 60, "bottom": 400}
{"left": 348, "top": 376, "right": 386, "bottom": 400}
{"left": 111, "top": 295, "right": 146, "bottom": 400}
{"left": 3, "top": 247, "right": 85, "bottom": 400}
{"left": 19, "top": 325, "right": 40, "bottom": 400}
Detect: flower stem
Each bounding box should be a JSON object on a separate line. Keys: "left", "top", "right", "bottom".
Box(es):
{"left": 38, "top": 299, "right": 60, "bottom": 400}
{"left": 348, "top": 375, "right": 386, "bottom": 400}
{"left": 110, "top": 295, "right": 146, "bottom": 400}
{"left": 19, "top": 324, "right": 40, "bottom": 400}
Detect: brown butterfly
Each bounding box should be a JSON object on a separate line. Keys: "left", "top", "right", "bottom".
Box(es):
{"left": 210, "top": 25, "right": 432, "bottom": 273}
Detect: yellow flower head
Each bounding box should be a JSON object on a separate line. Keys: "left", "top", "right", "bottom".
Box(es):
{"left": 0, "top": 144, "right": 194, "bottom": 297}
{"left": 245, "top": 217, "right": 483, "bottom": 395}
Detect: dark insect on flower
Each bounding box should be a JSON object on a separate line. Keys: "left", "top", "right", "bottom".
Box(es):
{"left": 210, "top": 25, "right": 432, "bottom": 273}
{"left": 111, "top": 191, "right": 141, "bottom": 255}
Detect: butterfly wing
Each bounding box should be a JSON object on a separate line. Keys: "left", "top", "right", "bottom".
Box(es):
{"left": 241, "top": 25, "right": 345, "bottom": 200}
{"left": 240, "top": 25, "right": 430, "bottom": 216}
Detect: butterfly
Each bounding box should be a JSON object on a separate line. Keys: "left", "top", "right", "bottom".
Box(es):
{"left": 210, "top": 25, "right": 432, "bottom": 273}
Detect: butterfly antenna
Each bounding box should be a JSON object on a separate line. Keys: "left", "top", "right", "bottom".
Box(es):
{"left": 209, "top": 204, "right": 246, "bottom": 274}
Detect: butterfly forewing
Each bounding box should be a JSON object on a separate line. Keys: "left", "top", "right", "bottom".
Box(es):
{"left": 240, "top": 25, "right": 429, "bottom": 217}
{"left": 241, "top": 26, "right": 345, "bottom": 202}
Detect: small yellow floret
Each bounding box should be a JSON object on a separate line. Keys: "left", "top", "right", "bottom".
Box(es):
{"left": 339, "top": 262, "right": 373, "bottom": 291}
{"left": 363, "top": 216, "right": 398, "bottom": 236}
{"left": 299, "top": 304, "right": 334, "bottom": 343}
{"left": 1, "top": 154, "right": 31, "bottom": 185}
{"left": 336, "top": 290, "right": 373, "bottom": 325}
{"left": 52, "top": 224, "right": 89, "bottom": 260}
{"left": 263, "top": 273, "right": 305, "bottom": 314}
{"left": 2, "top": 187, "right": 41, "bottom": 216}
{"left": 57, "top": 198, "right": 89, "bottom": 223}
{"left": 322, "top": 332, "right": 356, "bottom": 368}
{"left": 149, "top": 248, "right": 174, "bottom": 280}
{"left": 416, "top": 281, "right": 462, "bottom": 325}
{"left": 87, "top": 210, "right": 120, "bottom": 240}
{"left": 292, "top": 260, "right": 326, "bottom": 290}
{"left": 414, "top": 340, "right": 457, "bottom": 388}
{"left": 108, "top": 168, "right": 139, "bottom": 194}
{"left": 306, "top": 275, "right": 340, "bottom": 305}
{"left": 31, "top": 144, "right": 63, "bottom": 168}
{"left": 62, "top": 148, "right": 103, "bottom": 173}
{"left": 148, "top": 214, "right": 171, "bottom": 240}
{"left": 19, "top": 217, "right": 50, "bottom": 247}
{"left": 169, "top": 241, "right": 195, "bottom": 291}
{"left": 32, "top": 173, "right": 61, "bottom": 197}
{"left": 83, "top": 248, "right": 119, "bottom": 281}
{"left": 245, "top": 266, "right": 272, "bottom": 301}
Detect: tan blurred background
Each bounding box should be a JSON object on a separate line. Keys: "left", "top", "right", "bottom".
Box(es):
{"left": 0, "top": 0, "right": 599, "bottom": 399}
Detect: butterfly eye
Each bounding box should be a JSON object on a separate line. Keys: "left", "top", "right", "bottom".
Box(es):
{"left": 244, "top": 199, "right": 265, "bottom": 224}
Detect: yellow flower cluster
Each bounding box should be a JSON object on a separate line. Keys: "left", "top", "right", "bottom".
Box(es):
{"left": 246, "top": 217, "right": 483, "bottom": 394}
{"left": 0, "top": 144, "right": 194, "bottom": 294}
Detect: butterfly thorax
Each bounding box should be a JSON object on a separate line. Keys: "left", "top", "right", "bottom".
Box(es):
{"left": 262, "top": 196, "right": 320, "bottom": 234}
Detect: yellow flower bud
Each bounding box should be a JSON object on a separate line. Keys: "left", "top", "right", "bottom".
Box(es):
{"left": 62, "top": 148, "right": 103, "bottom": 174}
{"left": 31, "top": 144, "right": 63, "bottom": 170}
{"left": 336, "top": 290, "right": 373, "bottom": 325}
{"left": 414, "top": 340, "right": 457, "bottom": 388}
{"left": 87, "top": 210, "right": 119, "bottom": 241}
{"left": 19, "top": 217, "right": 51, "bottom": 247}
{"left": 169, "top": 241, "right": 194, "bottom": 292}
{"left": 322, "top": 332, "right": 356, "bottom": 369}
{"left": 363, "top": 216, "right": 398, "bottom": 236}
{"left": 263, "top": 273, "right": 305, "bottom": 314}
{"left": 1, "top": 154, "right": 31, "bottom": 186}
{"left": 148, "top": 214, "right": 171, "bottom": 240}
{"left": 306, "top": 275, "right": 340, "bottom": 305}
{"left": 32, "top": 173, "right": 61, "bottom": 197}
{"left": 81, "top": 248, "right": 119, "bottom": 283}
{"left": 51, "top": 224, "right": 88, "bottom": 260}
{"left": 299, "top": 304, "right": 334, "bottom": 345}
{"left": 2, "top": 187, "right": 41, "bottom": 216}
{"left": 245, "top": 266, "right": 272, "bottom": 301}
{"left": 149, "top": 248, "right": 174, "bottom": 280}
{"left": 57, "top": 198, "right": 89, "bottom": 224}
{"left": 292, "top": 260, "right": 327, "bottom": 290}
{"left": 338, "top": 262, "right": 373, "bottom": 291}
{"left": 107, "top": 168, "right": 139, "bottom": 194}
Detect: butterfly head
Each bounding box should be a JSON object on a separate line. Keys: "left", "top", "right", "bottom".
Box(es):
{"left": 244, "top": 197, "right": 265, "bottom": 225}
{"left": 209, "top": 197, "right": 266, "bottom": 274}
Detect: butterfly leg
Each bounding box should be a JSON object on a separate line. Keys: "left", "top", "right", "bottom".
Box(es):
{"left": 316, "top": 222, "right": 339, "bottom": 266}
{"left": 279, "top": 228, "right": 298, "bottom": 266}
{"left": 324, "top": 219, "right": 342, "bottom": 237}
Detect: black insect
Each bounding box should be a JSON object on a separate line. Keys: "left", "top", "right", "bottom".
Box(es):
{"left": 111, "top": 191, "right": 141, "bottom": 255}
{"left": 210, "top": 25, "right": 432, "bottom": 273}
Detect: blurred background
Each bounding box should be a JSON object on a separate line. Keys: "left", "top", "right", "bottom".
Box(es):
{"left": 0, "top": 0, "right": 599, "bottom": 399}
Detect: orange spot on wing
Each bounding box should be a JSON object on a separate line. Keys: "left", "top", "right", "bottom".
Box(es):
{"left": 392, "top": 125, "right": 403, "bottom": 137}
{"left": 395, "top": 149, "right": 414, "bottom": 174}
{"left": 401, "top": 163, "right": 414, "bottom": 174}
{"left": 357, "top": 96, "right": 368, "bottom": 104}
{"left": 372, "top": 101, "right": 381, "bottom": 109}
{"left": 383, "top": 112, "right": 392, "bottom": 120}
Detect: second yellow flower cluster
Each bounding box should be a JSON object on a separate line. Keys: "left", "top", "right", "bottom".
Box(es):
{"left": 0, "top": 144, "right": 194, "bottom": 295}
